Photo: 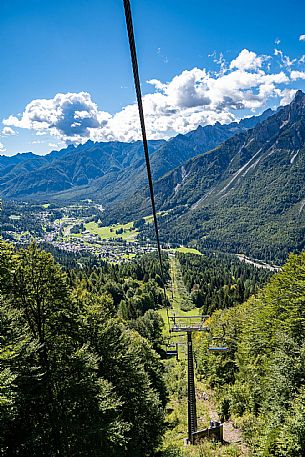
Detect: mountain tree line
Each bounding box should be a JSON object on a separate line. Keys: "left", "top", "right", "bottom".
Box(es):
{"left": 3, "top": 238, "right": 303, "bottom": 456}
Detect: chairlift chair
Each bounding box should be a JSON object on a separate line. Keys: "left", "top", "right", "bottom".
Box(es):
{"left": 208, "top": 333, "right": 230, "bottom": 352}
{"left": 208, "top": 346, "right": 230, "bottom": 352}
{"left": 165, "top": 344, "right": 179, "bottom": 360}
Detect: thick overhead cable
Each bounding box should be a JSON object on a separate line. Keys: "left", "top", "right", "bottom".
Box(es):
{"left": 123, "top": 0, "right": 166, "bottom": 289}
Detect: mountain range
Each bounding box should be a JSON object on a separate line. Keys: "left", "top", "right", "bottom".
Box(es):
{"left": 0, "top": 109, "right": 272, "bottom": 202}
{"left": 114, "top": 90, "right": 305, "bottom": 263}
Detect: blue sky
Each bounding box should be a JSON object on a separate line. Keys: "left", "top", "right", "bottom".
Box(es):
{"left": 1, "top": 0, "right": 305, "bottom": 155}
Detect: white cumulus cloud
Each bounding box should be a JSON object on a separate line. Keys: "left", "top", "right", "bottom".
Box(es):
{"left": 3, "top": 48, "right": 305, "bottom": 146}
{"left": 299, "top": 35, "right": 305, "bottom": 41}
{"left": 230, "top": 49, "right": 264, "bottom": 70}
{"left": 2, "top": 126, "right": 16, "bottom": 136}
{"left": 277, "top": 88, "right": 298, "bottom": 106}
{"left": 3, "top": 92, "right": 111, "bottom": 144}
{"left": 49, "top": 143, "right": 63, "bottom": 149}
{"left": 0, "top": 142, "right": 6, "bottom": 153}
{"left": 274, "top": 49, "right": 296, "bottom": 68}
{"left": 290, "top": 70, "right": 305, "bottom": 80}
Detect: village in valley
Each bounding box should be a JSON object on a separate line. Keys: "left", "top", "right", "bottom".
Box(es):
{"left": 0, "top": 199, "right": 160, "bottom": 262}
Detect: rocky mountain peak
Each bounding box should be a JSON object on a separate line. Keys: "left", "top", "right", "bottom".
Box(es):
{"left": 289, "top": 90, "right": 305, "bottom": 121}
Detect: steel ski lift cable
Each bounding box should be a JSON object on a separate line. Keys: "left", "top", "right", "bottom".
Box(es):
{"left": 122, "top": 0, "right": 167, "bottom": 299}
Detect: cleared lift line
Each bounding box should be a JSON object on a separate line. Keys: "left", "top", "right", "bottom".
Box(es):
{"left": 122, "top": 1, "right": 228, "bottom": 445}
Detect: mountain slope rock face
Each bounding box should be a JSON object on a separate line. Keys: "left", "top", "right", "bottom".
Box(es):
{"left": 148, "top": 91, "right": 305, "bottom": 262}
{"left": 0, "top": 110, "right": 272, "bottom": 201}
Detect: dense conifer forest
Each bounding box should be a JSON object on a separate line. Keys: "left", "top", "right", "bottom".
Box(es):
{"left": 176, "top": 253, "right": 271, "bottom": 314}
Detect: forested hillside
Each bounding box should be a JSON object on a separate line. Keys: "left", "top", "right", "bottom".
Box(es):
{"left": 2, "top": 239, "right": 305, "bottom": 456}
{"left": 195, "top": 251, "right": 305, "bottom": 456}
{"left": 0, "top": 241, "right": 280, "bottom": 457}
{"left": 0, "top": 140, "right": 165, "bottom": 201}
{"left": 0, "top": 242, "right": 169, "bottom": 456}
{"left": 176, "top": 252, "right": 271, "bottom": 314}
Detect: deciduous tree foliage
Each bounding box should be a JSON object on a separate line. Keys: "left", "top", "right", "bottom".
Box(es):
{"left": 195, "top": 252, "right": 305, "bottom": 456}
{"left": 0, "top": 242, "right": 167, "bottom": 456}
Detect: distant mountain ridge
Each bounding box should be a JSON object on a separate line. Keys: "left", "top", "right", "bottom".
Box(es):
{"left": 117, "top": 90, "right": 305, "bottom": 263}
{"left": 0, "top": 109, "right": 273, "bottom": 201}
{"left": 0, "top": 140, "right": 164, "bottom": 199}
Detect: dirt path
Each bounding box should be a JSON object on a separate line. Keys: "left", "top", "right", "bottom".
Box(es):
{"left": 196, "top": 385, "right": 249, "bottom": 452}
